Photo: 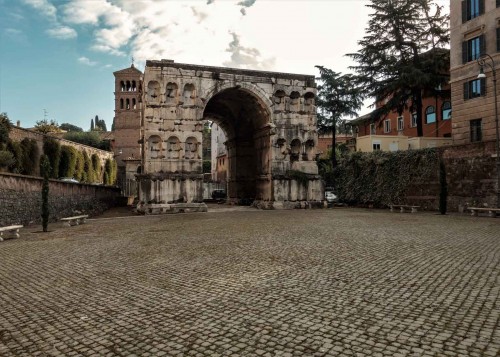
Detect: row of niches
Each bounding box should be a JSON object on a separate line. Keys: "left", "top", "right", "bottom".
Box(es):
{"left": 147, "top": 81, "right": 196, "bottom": 105}
{"left": 147, "top": 135, "right": 200, "bottom": 160}
{"left": 119, "top": 80, "right": 139, "bottom": 92}
{"left": 273, "top": 90, "right": 315, "bottom": 113}
{"left": 274, "top": 138, "right": 316, "bottom": 162}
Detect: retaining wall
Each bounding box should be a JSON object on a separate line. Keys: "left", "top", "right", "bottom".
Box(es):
{"left": 0, "top": 173, "right": 120, "bottom": 226}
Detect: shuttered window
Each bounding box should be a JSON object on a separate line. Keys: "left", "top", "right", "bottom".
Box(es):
{"left": 463, "top": 78, "right": 486, "bottom": 100}
{"left": 462, "top": 0, "right": 485, "bottom": 22}
{"left": 462, "top": 35, "right": 485, "bottom": 63}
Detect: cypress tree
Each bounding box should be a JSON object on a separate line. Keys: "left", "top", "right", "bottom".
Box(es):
{"left": 348, "top": 0, "right": 449, "bottom": 137}
{"left": 40, "top": 155, "right": 51, "bottom": 232}
{"left": 90, "top": 118, "right": 94, "bottom": 131}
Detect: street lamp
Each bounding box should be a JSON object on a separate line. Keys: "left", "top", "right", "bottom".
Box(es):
{"left": 477, "top": 53, "right": 500, "bottom": 208}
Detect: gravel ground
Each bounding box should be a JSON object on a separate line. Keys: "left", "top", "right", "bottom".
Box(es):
{"left": 0, "top": 208, "right": 499, "bottom": 356}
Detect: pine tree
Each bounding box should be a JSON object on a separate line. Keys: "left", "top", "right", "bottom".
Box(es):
{"left": 90, "top": 118, "right": 94, "bottom": 131}
{"left": 348, "top": 0, "right": 449, "bottom": 137}
{"left": 315, "top": 66, "right": 363, "bottom": 167}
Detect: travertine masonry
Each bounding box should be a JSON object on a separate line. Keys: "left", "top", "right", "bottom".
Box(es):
{"left": 137, "top": 60, "right": 324, "bottom": 213}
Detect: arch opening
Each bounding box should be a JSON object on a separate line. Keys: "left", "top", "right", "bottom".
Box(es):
{"left": 203, "top": 87, "right": 271, "bottom": 205}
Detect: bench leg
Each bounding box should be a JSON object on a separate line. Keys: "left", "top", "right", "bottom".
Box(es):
{"left": 0, "top": 232, "right": 3, "bottom": 242}
{"left": 78, "top": 218, "right": 86, "bottom": 225}
{"left": 390, "top": 206, "right": 394, "bottom": 212}
{"left": 400, "top": 207, "right": 405, "bottom": 213}
{"left": 470, "top": 210, "right": 478, "bottom": 217}
{"left": 13, "top": 229, "right": 20, "bottom": 239}
{"left": 488, "top": 211, "right": 496, "bottom": 218}
{"left": 411, "top": 207, "right": 418, "bottom": 213}
{"left": 63, "top": 221, "right": 72, "bottom": 227}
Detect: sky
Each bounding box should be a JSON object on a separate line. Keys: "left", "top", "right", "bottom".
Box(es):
{"left": 0, "top": 0, "right": 449, "bottom": 132}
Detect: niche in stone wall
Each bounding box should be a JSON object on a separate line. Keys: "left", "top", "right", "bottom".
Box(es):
{"left": 167, "top": 136, "right": 181, "bottom": 159}
{"left": 148, "top": 135, "right": 163, "bottom": 159}
{"left": 166, "top": 82, "right": 178, "bottom": 104}
{"left": 273, "top": 90, "right": 286, "bottom": 111}
{"left": 290, "top": 139, "right": 301, "bottom": 162}
{"left": 290, "top": 91, "right": 300, "bottom": 112}
{"left": 304, "top": 92, "right": 315, "bottom": 112}
{"left": 184, "top": 137, "right": 199, "bottom": 159}
{"left": 304, "top": 139, "right": 315, "bottom": 161}
{"left": 182, "top": 84, "right": 196, "bottom": 106}
{"left": 147, "top": 81, "right": 160, "bottom": 103}
{"left": 274, "top": 138, "right": 289, "bottom": 160}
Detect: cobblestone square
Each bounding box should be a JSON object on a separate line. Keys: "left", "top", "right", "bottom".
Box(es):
{"left": 0, "top": 208, "right": 499, "bottom": 356}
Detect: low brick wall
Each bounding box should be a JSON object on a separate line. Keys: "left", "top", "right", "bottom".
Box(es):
{"left": 0, "top": 173, "right": 121, "bottom": 226}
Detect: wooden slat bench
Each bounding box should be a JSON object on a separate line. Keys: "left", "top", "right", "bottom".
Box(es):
{"left": 389, "top": 204, "right": 421, "bottom": 213}
{"left": 0, "top": 225, "right": 23, "bottom": 241}
{"left": 467, "top": 207, "right": 500, "bottom": 217}
{"left": 60, "top": 215, "right": 89, "bottom": 227}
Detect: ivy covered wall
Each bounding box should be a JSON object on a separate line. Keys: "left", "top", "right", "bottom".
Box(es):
{"left": 333, "top": 141, "right": 498, "bottom": 211}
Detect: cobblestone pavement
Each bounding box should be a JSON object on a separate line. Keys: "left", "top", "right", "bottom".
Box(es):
{"left": 0, "top": 208, "right": 499, "bottom": 356}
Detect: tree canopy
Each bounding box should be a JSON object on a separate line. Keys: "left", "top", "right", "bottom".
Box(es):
{"left": 348, "top": 0, "right": 449, "bottom": 137}
{"left": 34, "top": 119, "right": 61, "bottom": 134}
{"left": 60, "top": 123, "right": 83, "bottom": 132}
{"left": 315, "top": 66, "right": 363, "bottom": 167}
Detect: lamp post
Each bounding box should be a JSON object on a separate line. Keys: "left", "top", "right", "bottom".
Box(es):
{"left": 477, "top": 53, "right": 500, "bottom": 208}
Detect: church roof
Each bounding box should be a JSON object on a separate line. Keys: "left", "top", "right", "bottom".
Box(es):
{"left": 113, "top": 64, "right": 143, "bottom": 76}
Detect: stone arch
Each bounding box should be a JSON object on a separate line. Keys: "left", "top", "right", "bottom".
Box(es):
{"left": 304, "top": 92, "right": 315, "bottom": 112}
{"left": 304, "top": 139, "right": 315, "bottom": 161}
{"left": 147, "top": 135, "right": 163, "bottom": 159}
{"left": 166, "top": 82, "right": 178, "bottom": 104}
{"left": 184, "top": 136, "right": 199, "bottom": 159}
{"left": 147, "top": 80, "right": 160, "bottom": 102}
{"left": 273, "top": 90, "right": 287, "bottom": 111}
{"left": 201, "top": 81, "right": 273, "bottom": 120}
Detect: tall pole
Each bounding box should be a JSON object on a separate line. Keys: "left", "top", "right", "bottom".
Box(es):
{"left": 478, "top": 54, "right": 500, "bottom": 208}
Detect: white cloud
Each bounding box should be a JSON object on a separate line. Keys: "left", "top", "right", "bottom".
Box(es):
{"left": 46, "top": 26, "right": 77, "bottom": 40}
{"left": 77, "top": 56, "right": 97, "bottom": 66}
{"left": 223, "top": 32, "right": 275, "bottom": 70}
{"left": 22, "top": 0, "right": 57, "bottom": 20}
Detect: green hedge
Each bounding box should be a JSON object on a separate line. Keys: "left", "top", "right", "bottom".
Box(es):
{"left": 333, "top": 149, "right": 439, "bottom": 207}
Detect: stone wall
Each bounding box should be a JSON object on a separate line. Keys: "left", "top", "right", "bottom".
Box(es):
{"left": 0, "top": 173, "right": 120, "bottom": 227}
{"left": 405, "top": 140, "right": 498, "bottom": 211}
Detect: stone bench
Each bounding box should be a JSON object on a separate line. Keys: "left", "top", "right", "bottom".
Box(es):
{"left": 389, "top": 204, "right": 421, "bottom": 213}
{"left": 0, "top": 225, "right": 23, "bottom": 241}
{"left": 60, "top": 215, "right": 89, "bottom": 227}
{"left": 467, "top": 207, "right": 500, "bottom": 217}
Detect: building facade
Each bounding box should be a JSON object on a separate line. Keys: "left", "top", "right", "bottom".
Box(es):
{"left": 112, "top": 65, "right": 143, "bottom": 194}
{"left": 450, "top": 0, "right": 500, "bottom": 145}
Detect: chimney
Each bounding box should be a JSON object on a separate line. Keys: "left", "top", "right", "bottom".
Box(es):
{"left": 16, "top": 120, "right": 20, "bottom": 127}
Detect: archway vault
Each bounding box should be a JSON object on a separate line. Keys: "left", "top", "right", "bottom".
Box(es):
{"left": 136, "top": 59, "right": 324, "bottom": 214}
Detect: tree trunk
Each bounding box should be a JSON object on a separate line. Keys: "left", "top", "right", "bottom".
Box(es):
{"left": 414, "top": 89, "right": 424, "bottom": 137}
{"left": 331, "top": 124, "right": 337, "bottom": 168}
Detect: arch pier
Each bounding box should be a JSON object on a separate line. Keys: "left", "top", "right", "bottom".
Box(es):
{"left": 136, "top": 60, "right": 324, "bottom": 214}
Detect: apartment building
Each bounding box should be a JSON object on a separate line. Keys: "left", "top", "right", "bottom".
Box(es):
{"left": 450, "top": 0, "right": 500, "bottom": 144}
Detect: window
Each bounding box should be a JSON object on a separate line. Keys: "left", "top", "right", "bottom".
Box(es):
{"left": 370, "top": 123, "right": 376, "bottom": 135}
{"left": 384, "top": 120, "right": 391, "bottom": 133}
{"left": 462, "top": 0, "right": 484, "bottom": 22}
{"left": 464, "top": 78, "right": 486, "bottom": 99}
{"left": 470, "top": 119, "right": 482, "bottom": 142}
{"left": 497, "top": 27, "right": 500, "bottom": 52}
{"left": 411, "top": 113, "right": 417, "bottom": 128}
{"left": 442, "top": 102, "right": 451, "bottom": 120}
{"left": 462, "top": 36, "right": 484, "bottom": 63}
{"left": 372, "top": 142, "right": 381, "bottom": 151}
{"left": 397, "top": 117, "right": 404, "bottom": 131}
{"left": 426, "top": 106, "right": 436, "bottom": 124}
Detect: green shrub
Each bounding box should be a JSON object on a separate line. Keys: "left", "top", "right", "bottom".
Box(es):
{"left": 0, "top": 113, "right": 12, "bottom": 147}
{"left": 91, "top": 154, "right": 101, "bottom": 183}
{"left": 20, "top": 138, "right": 39, "bottom": 175}
{"left": 59, "top": 145, "right": 77, "bottom": 178}
{"left": 0, "top": 150, "right": 14, "bottom": 170}
{"left": 43, "top": 137, "right": 61, "bottom": 179}
{"left": 83, "top": 151, "right": 93, "bottom": 183}
{"left": 74, "top": 151, "right": 84, "bottom": 181}
{"left": 6, "top": 140, "right": 22, "bottom": 173}
{"left": 63, "top": 131, "right": 110, "bottom": 150}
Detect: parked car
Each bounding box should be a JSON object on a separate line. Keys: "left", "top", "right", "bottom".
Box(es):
{"left": 211, "top": 189, "right": 226, "bottom": 200}
{"left": 325, "top": 191, "right": 338, "bottom": 205}
{"left": 59, "top": 177, "right": 79, "bottom": 183}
